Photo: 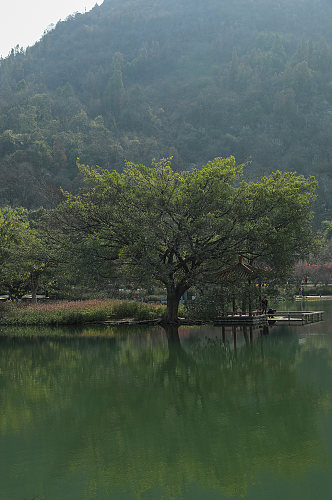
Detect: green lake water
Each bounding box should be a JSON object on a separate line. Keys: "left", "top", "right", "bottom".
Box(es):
{"left": 1, "top": 301, "right": 332, "bottom": 500}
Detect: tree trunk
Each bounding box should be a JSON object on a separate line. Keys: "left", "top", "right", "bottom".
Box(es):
{"left": 31, "top": 285, "right": 38, "bottom": 304}
{"left": 164, "top": 325, "right": 181, "bottom": 344}
{"left": 248, "top": 279, "right": 252, "bottom": 316}
{"left": 162, "top": 290, "right": 182, "bottom": 324}
{"left": 243, "top": 326, "right": 249, "bottom": 345}
{"left": 31, "top": 276, "right": 39, "bottom": 304}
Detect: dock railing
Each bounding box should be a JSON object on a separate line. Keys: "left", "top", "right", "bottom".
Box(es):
{"left": 274, "top": 311, "right": 324, "bottom": 324}
{"left": 215, "top": 310, "right": 324, "bottom": 325}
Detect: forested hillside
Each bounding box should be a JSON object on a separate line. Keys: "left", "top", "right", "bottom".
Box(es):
{"left": 1, "top": 0, "right": 332, "bottom": 218}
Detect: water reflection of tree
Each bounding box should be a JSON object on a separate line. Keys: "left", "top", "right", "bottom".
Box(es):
{"left": 0, "top": 328, "right": 330, "bottom": 499}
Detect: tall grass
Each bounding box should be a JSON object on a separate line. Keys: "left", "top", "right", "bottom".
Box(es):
{"left": 0, "top": 299, "right": 166, "bottom": 326}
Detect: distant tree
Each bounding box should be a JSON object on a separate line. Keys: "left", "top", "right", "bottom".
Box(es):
{"left": 0, "top": 208, "right": 34, "bottom": 298}
{"left": 310, "top": 263, "right": 332, "bottom": 287}
{"left": 0, "top": 208, "right": 62, "bottom": 300}
{"left": 102, "top": 70, "right": 127, "bottom": 122}
{"left": 323, "top": 221, "right": 332, "bottom": 241}
{"left": 293, "top": 262, "right": 309, "bottom": 291}
{"left": 242, "top": 171, "right": 318, "bottom": 278}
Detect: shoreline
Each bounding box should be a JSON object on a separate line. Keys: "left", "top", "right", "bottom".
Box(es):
{"left": 295, "top": 295, "right": 332, "bottom": 300}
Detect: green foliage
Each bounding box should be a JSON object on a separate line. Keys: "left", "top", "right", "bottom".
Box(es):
{"left": 0, "top": 207, "right": 35, "bottom": 298}
{"left": 323, "top": 221, "right": 332, "bottom": 240}
{"left": 243, "top": 170, "right": 318, "bottom": 275}
{"left": 0, "top": 206, "right": 89, "bottom": 300}
{"left": 110, "top": 301, "right": 164, "bottom": 320}
{"left": 184, "top": 289, "right": 224, "bottom": 320}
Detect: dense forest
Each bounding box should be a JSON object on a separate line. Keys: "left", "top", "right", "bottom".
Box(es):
{"left": 0, "top": 0, "right": 332, "bottom": 219}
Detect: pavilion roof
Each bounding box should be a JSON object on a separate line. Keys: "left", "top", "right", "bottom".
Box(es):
{"left": 219, "top": 257, "right": 260, "bottom": 280}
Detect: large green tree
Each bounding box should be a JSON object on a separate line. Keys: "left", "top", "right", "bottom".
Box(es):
{"left": 58, "top": 156, "right": 317, "bottom": 323}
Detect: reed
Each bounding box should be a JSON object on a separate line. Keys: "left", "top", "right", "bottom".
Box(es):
{"left": 0, "top": 299, "right": 166, "bottom": 326}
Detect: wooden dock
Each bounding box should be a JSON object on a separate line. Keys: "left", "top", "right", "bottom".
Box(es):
{"left": 214, "top": 311, "right": 324, "bottom": 326}
{"left": 214, "top": 314, "right": 266, "bottom": 326}
{"left": 271, "top": 310, "right": 324, "bottom": 325}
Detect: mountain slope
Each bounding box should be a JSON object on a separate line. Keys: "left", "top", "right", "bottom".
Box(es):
{"left": 0, "top": 0, "right": 332, "bottom": 218}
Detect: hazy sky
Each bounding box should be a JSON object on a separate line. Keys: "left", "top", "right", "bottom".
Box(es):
{"left": 0, "top": 0, "right": 103, "bottom": 58}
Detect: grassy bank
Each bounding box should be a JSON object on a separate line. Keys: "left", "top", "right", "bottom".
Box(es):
{"left": 0, "top": 299, "right": 167, "bottom": 326}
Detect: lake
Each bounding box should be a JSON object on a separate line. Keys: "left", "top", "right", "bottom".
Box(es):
{"left": 1, "top": 300, "right": 332, "bottom": 500}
